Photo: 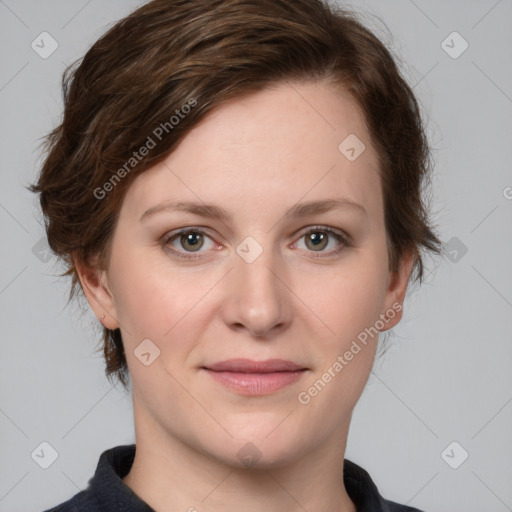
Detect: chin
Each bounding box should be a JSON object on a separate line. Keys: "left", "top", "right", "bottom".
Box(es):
{"left": 198, "top": 419, "right": 306, "bottom": 470}
{"left": 209, "top": 440, "right": 302, "bottom": 471}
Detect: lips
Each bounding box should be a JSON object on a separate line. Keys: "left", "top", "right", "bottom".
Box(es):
{"left": 204, "top": 358, "right": 306, "bottom": 373}
{"left": 202, "top": 359, "right": 307, "bottom": 395}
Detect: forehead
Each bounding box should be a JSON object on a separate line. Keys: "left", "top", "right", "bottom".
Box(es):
{"left": 122, "top": 80, "right": 382, "bottom": 223}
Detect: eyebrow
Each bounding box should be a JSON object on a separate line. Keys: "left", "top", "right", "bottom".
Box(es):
{"left": 139, "top": 198, "right": 368, "bottom": 222}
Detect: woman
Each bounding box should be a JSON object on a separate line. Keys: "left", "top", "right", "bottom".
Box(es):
{"left": 30, "top": 0, "right": 442, "bottom": 510}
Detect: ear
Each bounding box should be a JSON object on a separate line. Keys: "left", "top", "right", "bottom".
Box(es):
{"left": 380, "top": 249, "right": 415, "bottom": 331}
{"left": 74, "top": 253, "right": 120, "bottom": 330}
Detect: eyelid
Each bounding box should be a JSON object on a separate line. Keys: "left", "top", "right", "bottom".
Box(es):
{"left": 294, "top": 225, "right": 351, "bottom": 242}
{"left": 160, "top": 226, "right": 215, "bottom": 244}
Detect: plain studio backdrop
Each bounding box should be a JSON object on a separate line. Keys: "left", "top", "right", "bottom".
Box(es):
{"left": 0, "top": 1, "right": 511, "bottom": 511}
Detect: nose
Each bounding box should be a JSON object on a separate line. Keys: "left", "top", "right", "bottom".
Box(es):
{"left": 220, "top": 243, "right": 293, "bottom": 338}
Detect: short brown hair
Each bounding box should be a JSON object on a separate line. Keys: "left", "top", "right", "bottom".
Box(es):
{"left": 28, "top": 0, "right": 443, "bottom": 390}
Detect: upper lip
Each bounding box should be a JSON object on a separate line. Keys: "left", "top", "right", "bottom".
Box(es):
{"left": 203, "top": 359, "right": 306, "bottom": 373}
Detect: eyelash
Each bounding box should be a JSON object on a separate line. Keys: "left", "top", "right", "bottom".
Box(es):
{"left": 160, "top": 226, "right": 352, "bottom": 260}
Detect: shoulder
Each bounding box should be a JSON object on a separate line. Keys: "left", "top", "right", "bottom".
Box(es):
{"left": 383, "top": 499, "right": 426, "bottom": 512}
{"left": 39, "top": 487, "right": 99, "bottom": 512}
{"left": 40, "top": 493, "right": 88, "bottom": 512}
{"left": 39, "top": 444, "right": 146, "bottom": 512}
{"left": 343, "top": 459, "right": 427, "bottom": 512}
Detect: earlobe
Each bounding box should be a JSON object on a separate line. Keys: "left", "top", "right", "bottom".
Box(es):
{"left": 74, "top": 254, "right": 120, "bottom": 330}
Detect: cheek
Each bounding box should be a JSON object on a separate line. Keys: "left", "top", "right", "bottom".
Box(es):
{"left": 296, "top": 267, "right": 384, "bottom": 414}
{"left": 108, "top": 243, "right": 223, "bottom": 352}
{"left": 300, "top": 256, "right": 387, "bottom": 346}
{"left": 292, "top": 255, "right": 386, "bottom": 410}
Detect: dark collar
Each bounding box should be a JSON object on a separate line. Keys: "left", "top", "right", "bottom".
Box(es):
{"left": 46, "top": 444, "right": 424, "bottom": 512}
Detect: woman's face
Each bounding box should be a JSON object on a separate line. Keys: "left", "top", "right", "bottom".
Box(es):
{"left": 81, "top": 81, "right": 412, "bottom": 467}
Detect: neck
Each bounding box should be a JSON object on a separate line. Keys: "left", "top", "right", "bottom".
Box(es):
{"left": 123, "top": 402, "right": 357, "bottom": 512}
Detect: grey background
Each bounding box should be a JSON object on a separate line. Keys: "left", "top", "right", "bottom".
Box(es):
{"left": 1, "top": 0, "right": 511, "bottom": 510}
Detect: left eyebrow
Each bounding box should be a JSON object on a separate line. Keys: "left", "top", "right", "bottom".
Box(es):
{"left": 284, "top": 198, "right": 368, "bottom": 219}
{"left": 139, "top": 198, "right": 368, "bottom": 222}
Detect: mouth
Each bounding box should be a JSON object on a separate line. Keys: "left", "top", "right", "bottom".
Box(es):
{"left": 201, "top": 358, "right": 308, "bottom": 395}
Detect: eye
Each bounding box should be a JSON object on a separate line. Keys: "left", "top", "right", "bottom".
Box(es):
{"left": 292, "top": 226, "right": 350, "bottom": 257}
{"left": 161, "top": 226, "right": 351, "bottom": 261}
{"left": 161, "top": 228, "right": 217, "bottom": 259}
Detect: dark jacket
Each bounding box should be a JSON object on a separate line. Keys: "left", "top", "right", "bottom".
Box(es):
{"left": 42, "top": 444, "right": 425, "bottom": 512}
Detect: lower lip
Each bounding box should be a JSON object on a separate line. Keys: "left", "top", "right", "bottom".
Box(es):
{"left": 203, "top": 369, "right": 305, "bottom": 395}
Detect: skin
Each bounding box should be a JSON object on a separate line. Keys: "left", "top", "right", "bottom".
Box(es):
{"left": 76, "top": 80, "right": 414, "bottom": 512}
